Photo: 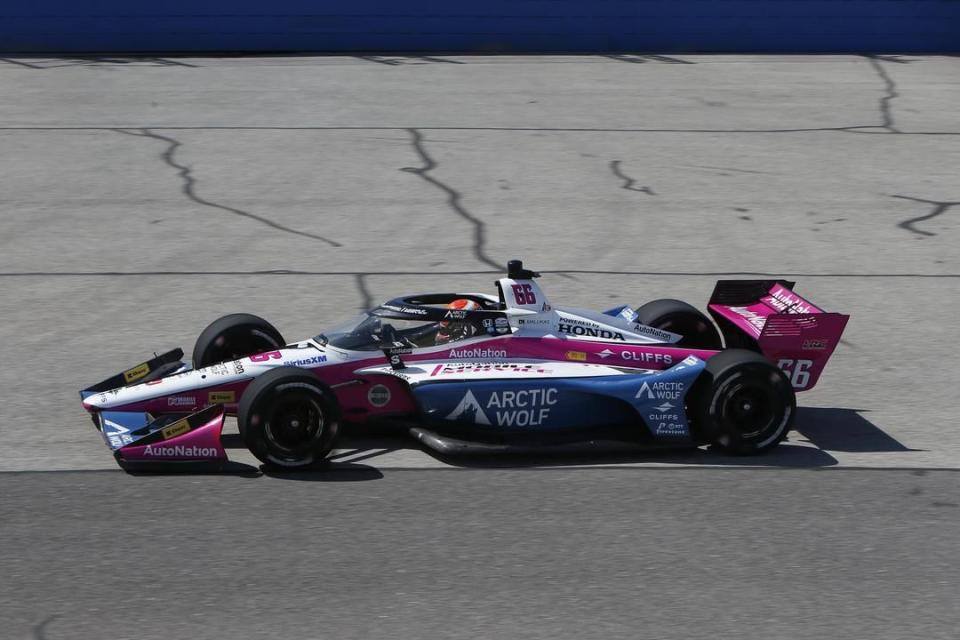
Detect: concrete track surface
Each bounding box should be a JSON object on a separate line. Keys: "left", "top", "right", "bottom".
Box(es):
{"left": 1, "top": 55, "right": 958, "bottom": 638}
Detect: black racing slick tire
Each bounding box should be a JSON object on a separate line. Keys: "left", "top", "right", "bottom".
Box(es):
{"left": 192, "top": 313, "right": 285, "bottom": 369}
{"left": 689, "top": 349, "right": 795, "bottom": 455}
{"left": 635, "top": 299, "right": 723, "bottom": 350}
{"left": 238, "top": 367, "right": 341, "bottom": 468}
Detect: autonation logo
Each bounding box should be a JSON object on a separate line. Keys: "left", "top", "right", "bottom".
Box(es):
{"left": 449, "top": 347, "right": 507, "bottom": 359}
{"left": 143, "top": 445, "right": 219, "bottom": 458}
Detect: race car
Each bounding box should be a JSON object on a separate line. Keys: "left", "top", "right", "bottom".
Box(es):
{"left": 80, "top": 260, "right": 849, "bottom": 470}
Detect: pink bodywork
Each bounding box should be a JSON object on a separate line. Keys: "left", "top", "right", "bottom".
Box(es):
{"left": 119, "top": 409, "right": 228, "bottom": 461}
{"left": 709, "top": 283, "right": 849, "bottom": 391}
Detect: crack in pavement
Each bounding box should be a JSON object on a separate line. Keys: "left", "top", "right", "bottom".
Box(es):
{"left": 400, "top": 128, "right": 503, "bottom": 271}
{"left": 609, "top": 160, "right": 656, "bottom": 195}
{"left": 354, "top": 273, "right": 374, "bottom": 310}
{"left": 114, "top": 128, "right": 341, "bottom": 247}
{"left": 891, "top": 195, "right": 960, "bottom": 238}
{"left": 866, "top": 56, "right": 901, "bottom": 133}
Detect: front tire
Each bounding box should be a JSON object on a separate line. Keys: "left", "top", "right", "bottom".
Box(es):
{"left": 689, "top": 349, "right": 795, "bottom": 455}
{"left": 238, "top": 367, "right": 340, "bottom": 468}
{"left": 635, "top": 299, "right": 723, "bottom": 350}
{"left": 193, "top": 313, "right": 285, "bottom": 369}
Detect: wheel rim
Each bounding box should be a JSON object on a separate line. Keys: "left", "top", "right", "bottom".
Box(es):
{"left": 262, "top": 389, "right": 326, "bottom": 462}
{"left": 720, "top": 383, "right": 776, "bottom": 439}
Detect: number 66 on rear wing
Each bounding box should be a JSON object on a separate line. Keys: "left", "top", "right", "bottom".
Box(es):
{"left": 707, "top": 280, "right": 850, "bottom": 391}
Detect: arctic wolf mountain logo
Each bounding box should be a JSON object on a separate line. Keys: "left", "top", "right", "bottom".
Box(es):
{"left": 445, "top": 390, "right": 491, "bottom": 425}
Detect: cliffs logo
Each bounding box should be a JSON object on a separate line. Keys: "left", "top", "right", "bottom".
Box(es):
{"left": 448, "top": 347, "right": 507, "bottom": 359}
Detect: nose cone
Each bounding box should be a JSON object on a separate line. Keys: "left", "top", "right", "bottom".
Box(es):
{"left": 80, "top": 390, "right": 103, "bottom": 412}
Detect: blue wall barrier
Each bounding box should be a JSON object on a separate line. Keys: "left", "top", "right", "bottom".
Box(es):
{"left": 2, "top": 1, "right": 958, "bottom": 53}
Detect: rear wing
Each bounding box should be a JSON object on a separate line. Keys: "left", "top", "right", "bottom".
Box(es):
{"left": 708, "top": 281, "right": 849, "bottom": 392}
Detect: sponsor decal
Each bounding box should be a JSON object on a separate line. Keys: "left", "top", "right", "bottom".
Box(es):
{"left": 368, "top": 384, "right": 391, "bottom": 407}
{"left": 654, "top": 402, "right": 674, "bottom": 412}
{"left": 123, "top": 363, "right": 150, "bottom": 384}
{"left": 518, "top": 317, "right": 550, "bottom": 326}
{"left": 447, "top": 388, "right": 559, "bottom": 427}
{"left": 431, "top": 363, "right": 548, "bottom": 376}
{"left": 621, "top": 350, "right": 673, "bottom": 365}
{"left": 636, "top": 380, "right": 685, "bottom": 401}
{"left": 558, "top": 323, "right": 624, "bottom": 341}
{"left": 198, "top": 363, "right": 231, "bottom": 375}
{"left": 445, "top": 309, "right": 468, "bottom": 320}
{"left": 161, "top": 419, "right": 190, "bottom": 440}
{"left": 103, "top": 419, "right": 134, "bottom": 448}
{"left": 565, "top": 350, "right": 587, "bottom": 362}
{"left": 143, "top": 444, "right": 218, "bottom": 458}
{"left": 598, "top": 348, "right": 614, "bottom": 359}
{"left": 283, "top": 355, "right": 327, "bottom": 367}
{"left": 729, "top": 306, "right": 767, "bottom": 335}
{"left": 619, "top": 307, "right": 639, "bottom": 322}
{"left": 802, "top": 338, "right": 828, "bottom": 351}
{"left": 448, "top": 347, "right": 507, "bottom": 359}
{"left": 541, "top": 303, "right": 551, "bottom": 312}
{"left": 382, "top": 304, "right": 428, "bottom": 315}
{"left": 446, "top": 390, "right": 490, "bottom": 425}
{"left": 766, "top": 287, "right": 815, "bottom": 314}
{"left": 232, "top": 360, "right": 245, "bottom": 375}
{"left": 208, "top": 391, "right": 236, "bottom": 404}
{"left": 654, "top": 422, "right": 686, "bottom": 436}
{"left": 495, "top": 317, "right": 510, "bottom": 334}
{"left": 167, "top": 396, "right": 197, "bottom": 408}
{"left": 632, "top": 324, "right": 674, "bottom": 342}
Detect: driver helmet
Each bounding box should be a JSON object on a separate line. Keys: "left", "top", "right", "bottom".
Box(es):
{"left": 436, "top": 298, "right": 481, "bottom": 344}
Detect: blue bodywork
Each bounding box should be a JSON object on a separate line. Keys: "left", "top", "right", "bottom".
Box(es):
{"left": 414, "top": 356, "right": 705, "bottom": 440}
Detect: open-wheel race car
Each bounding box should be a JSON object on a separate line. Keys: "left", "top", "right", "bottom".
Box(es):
{"left": 80, "top": 260, "right": 849, "bottom": 470}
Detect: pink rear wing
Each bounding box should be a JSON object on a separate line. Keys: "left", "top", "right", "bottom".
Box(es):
{"left": 708, "top": 281, "right": 849, "bottom": 392}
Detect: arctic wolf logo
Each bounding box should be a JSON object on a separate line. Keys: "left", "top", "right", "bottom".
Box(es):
{"left": 445, "top": 390, "right": 491, "bottom": 425}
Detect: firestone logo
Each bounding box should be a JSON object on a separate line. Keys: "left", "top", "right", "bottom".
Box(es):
{"left": 143, "top": 445, "right": 219, "bottom": 458}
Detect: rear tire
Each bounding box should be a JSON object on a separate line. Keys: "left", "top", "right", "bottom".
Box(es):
{"left": 635, "top": 299, "right": 723, "bottom": 350}
{"left": 238, "top": 367, "right": 340, "bottom": 468}
{"left": 193, "top": 313, "right": 285, "bottom": 369}
{"left": 689, "top": 349, "right": 795, "bottom": 455}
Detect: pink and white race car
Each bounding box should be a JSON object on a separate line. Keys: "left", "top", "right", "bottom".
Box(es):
{"left": 80, "top": 260, "right": 849, "bottom": 470}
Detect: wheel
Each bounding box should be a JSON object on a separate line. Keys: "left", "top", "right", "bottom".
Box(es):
{"left": 688, "top": 349, "right": 795, "bottom": 455}
{"left": 238, "top": 367, "right": 340, "bottom": 468}
{"left": 193, "top": 313, "right": 285, "bottom": 368}
{"left": 634, "top": 299, "right": 723, "bottom": 350}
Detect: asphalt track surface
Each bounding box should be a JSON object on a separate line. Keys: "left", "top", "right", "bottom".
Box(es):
{"left": 1, "top": 55, "right": 959, "bottom": 638}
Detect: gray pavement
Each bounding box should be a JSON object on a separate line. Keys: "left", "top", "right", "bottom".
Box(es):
{"left": 1, "top": 54, "right": 958, "bottom": 471}
{"left": 2, "top": 468, "right": 959, "bottom": 640}
{"left": 0, "top": 54, "right": 958, "bottom": 638}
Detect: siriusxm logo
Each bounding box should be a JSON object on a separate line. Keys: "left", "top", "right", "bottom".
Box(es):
{"left": 283, "top": 356, "right": 327, "bottom": 367}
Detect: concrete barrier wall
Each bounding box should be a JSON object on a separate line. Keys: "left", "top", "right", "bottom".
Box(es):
{"left": 2, "top": 0, "right": 958, "bottom": 53}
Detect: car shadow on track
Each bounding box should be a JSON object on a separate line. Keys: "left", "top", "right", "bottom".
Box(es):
{"left": 204, "top": 406, "right": 909, "bottom": 475}
{"left": 793, "top": 406, "right": 918, "bottom": 453}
